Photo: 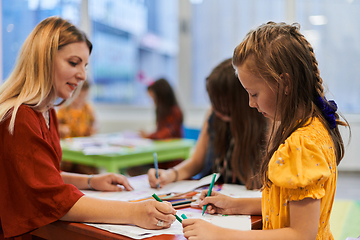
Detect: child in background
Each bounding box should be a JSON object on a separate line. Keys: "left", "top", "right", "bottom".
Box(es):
{"left": 182, "top": 22, "right": 349, "bottom": 240}
{"left": 57, "top": 80, "right": 98, "bottom": 174}
{"left": 57, "top": 80, "right": 96, "bottom": 138}
{"left": 140, "top": 78, "right": 183, "bottom": 140}
{"left": 0, "top": 16, "right": 176, "bottom": 238}
{"left": 148, "top": 58, "right": 268, "bottom": 189}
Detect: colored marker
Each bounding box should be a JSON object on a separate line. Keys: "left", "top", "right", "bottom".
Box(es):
{"left": 202, "top": 173, "right": 217, "bottom": 216}
{"left": 171, "top": 200, "right": 193, "bottom": 207}
{"left": 153, "top": 152, "right": 159, "bottom": 189}
{"left": 181, "top": 213, "right": 188, "bottom": 219}
{"left": 152, "top": 193, "right": 182, "bottom": 223}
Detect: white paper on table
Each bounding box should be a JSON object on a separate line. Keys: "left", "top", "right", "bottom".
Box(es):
{"left": 62, "top": 132, "right": 152, "bottom": 155}
{"left": 83, "top": 146, "right": 124, "bottom": 155}
{"left": 220, "top": 184, "right": 262, "bottom": 198}
{"left": 156, "top": 173, "right": 220, "bottom": 194}
{"left": 85, "top": 209, "right": 251, "bottom": 239}
{"left": 81, "top": 173, "right": 220, "bottom": 202}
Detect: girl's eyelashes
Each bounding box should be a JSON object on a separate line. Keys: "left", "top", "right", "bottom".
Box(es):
{"left": 251, "top": 93, "right": 258, "bottom": 97}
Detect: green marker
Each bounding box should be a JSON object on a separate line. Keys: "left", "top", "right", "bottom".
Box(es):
{"left": 181, "top": 213, "right": 188, "bottom": 219}
{"left": 202, "top": 173, "right": 217, "bottom": 215}
{"left": 152, "top": 193, "right": 182, "bottom": 223}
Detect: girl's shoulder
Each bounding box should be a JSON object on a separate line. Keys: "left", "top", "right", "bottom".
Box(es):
{"left": 269, "top": 117, "right": 335, "bottom": 188}
{"left": 292, "top": 117, "right": 332, "bottom": 146}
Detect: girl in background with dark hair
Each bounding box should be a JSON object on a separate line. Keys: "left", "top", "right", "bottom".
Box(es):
{"left": 148, "top": 58, "right": 268, "bottom": 190}
{"left": 140, "top": 78, "right": 184, "bottom": 139}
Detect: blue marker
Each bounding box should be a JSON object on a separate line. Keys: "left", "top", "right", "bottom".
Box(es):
{"left": 153, "top": 152, "right": 159, "bottom": 189}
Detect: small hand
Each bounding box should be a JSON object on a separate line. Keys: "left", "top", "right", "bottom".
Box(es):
{"left": 90, "top": 173, "right": 133, "bottom": 191}
{"left": 148, "top": 168, "right": 175, "bottom": 188}
{"left": 183, "top": 218, "right": 225, "bottom": 240}
{"left": 133, "top": 200, "right": 176, "bottom": 229}
{"left": 199, "top": 190, "right": 233, "bottom": 215}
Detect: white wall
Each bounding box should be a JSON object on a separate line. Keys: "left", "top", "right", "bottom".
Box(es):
{"left": 338, "top": 114, "right": 360, "bottom": 171}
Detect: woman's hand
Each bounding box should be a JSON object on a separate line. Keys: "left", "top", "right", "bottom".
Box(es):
{"left": 148, "top": 168, "right": 175, "bottom": 188}
{"left": 199, "top": 190, "right": 236, "bottom": 215}
{"left": 183, "top": 218, "right": 226, "bottom": 240}
{"left": 132, "top": 200, "right": 176, "bottom": 229}
{"left": 90, "top": 173, "right": 133, "bottom": 191}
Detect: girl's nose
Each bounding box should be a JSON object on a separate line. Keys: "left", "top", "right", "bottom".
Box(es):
{"left": 249, "top": 97, "right": 257, "bottom": 109}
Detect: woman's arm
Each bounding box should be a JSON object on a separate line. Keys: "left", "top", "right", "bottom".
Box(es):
{"left": 61, "top": 172, "right": 133, "bottom": 191}
{"left": 61, "top": 196, "right": 177, "bottom": 230}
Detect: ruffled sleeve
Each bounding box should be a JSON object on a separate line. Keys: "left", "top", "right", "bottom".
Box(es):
{"left": 269, "top": 133, "right": 331, "bottom": 201}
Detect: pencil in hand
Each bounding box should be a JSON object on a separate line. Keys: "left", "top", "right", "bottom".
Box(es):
{"left": 152, "top": 193, "right": 183, "bottom": 223}
{"left": 153, "top": 152, "right": 160, "bottom": 189}
{"left": 202, "top": 173, "right": 217, "bottom": 216}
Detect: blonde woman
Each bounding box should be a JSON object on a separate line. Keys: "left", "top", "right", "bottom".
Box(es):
{"left": 0, "top": 16, "right": 175, "bottom": 238}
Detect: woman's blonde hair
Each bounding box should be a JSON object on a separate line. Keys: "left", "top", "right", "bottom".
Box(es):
{"left": 0, "top": 16, "right": 92, "bottom": 134}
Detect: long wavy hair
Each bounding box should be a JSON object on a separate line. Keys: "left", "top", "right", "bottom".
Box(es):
{"left": 0, "top": 16, "right": 92, "bottom": 134}
{"left": 206, "top": 58, "right": 267, "bottom": 189}
{"left": 147, "top": 78, "right": 183, "bottom": 125}
{"left": 232, "top": 21, "right": 349, "bottom": 188}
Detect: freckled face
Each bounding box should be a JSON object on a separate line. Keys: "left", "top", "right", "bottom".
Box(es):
{"left": 236, "top": 65, "right": 278, "bottom": 120}
{"left": 54, "top": 42, "right": 90, "bottom": 99}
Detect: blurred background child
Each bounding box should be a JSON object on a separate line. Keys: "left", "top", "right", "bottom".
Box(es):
{"left": 130, "top": 78, "right": 184, "bottom": 175}
{"left": 140, "top": 78, "right": 183, "bottom": 140}
{"left": 57, "top": 80, "right": 98, "bottom": 174}
{"left": 57, "top": 80, "right": 97, "bottom": 138}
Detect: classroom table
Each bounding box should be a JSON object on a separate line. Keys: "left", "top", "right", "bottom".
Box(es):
{"left": 21, "top": 213, "right": 262, "bottom": 240}
{"left": 61, "top": 136, "right": 195, "bottom": 173}
{"left": 1, "top": 174, "right": 262, "bottom": 240}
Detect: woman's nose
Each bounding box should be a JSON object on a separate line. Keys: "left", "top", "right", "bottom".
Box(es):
{"left": 76, "top": 67, "right": 86, "bottom": 81}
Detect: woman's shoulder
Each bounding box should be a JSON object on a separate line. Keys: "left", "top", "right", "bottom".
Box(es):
{"left": 16, "top": 104, "right": 41, "bottom": 120}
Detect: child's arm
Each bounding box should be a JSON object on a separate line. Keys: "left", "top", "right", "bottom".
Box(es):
{"left": 148, "top": 110, "right": 211, "bottom": 188}
{"left": 61, "top": 196, "right": 177, "bottom": 230}
{"left": 183, "top": 197, "right": 320, "bottom": 240}
{"left": 199, "top": 191, "right": 262, "bottom": 215}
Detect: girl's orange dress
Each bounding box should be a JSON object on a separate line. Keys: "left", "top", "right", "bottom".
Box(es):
{"left": 262, "top": 118, "right": 337, "bottom": 240}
